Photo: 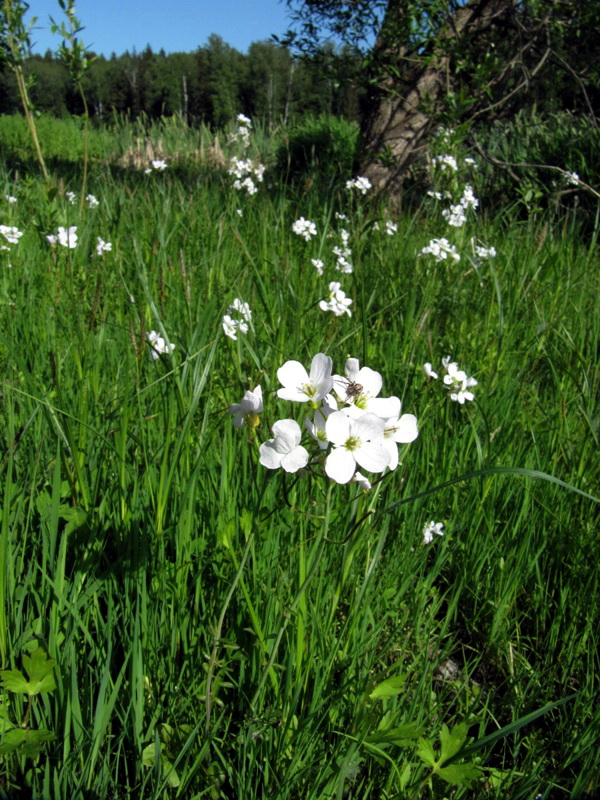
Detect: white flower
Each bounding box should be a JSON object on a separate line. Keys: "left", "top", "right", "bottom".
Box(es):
{"left": 66, "top": 191, "right": 77, "bottom": 205}
{"left": 237, "top": 113, "right": 252, "bottom": 128}
{"left": 229, "top": 298, "right": 252, "bottom": 322}
{"left": 427, "top": 191, "right": 443, "bottom": 200}
{"left": 96, "top": 237, "right": 112, "bottom": 256}
{"left": 277, "top": 353, "right": 333, "bottom": 403}
{"left": 432, "top": 154, "right": 458, "bottom": 172}
{"left": 324, "top": 411, "right": 390, "bottom": 484}
{"left": 352, "top": 472, "right": 372, "bottom": 491}
{"left": 319, "top": 281, "right": 353, "bottom": 317}
{"left": 464, "top": 157, "right": 477, "bottom": 167}
{"left": 385, "top": 221, "right": 398, "bottom": 236}
{"left": 311, "top": 258, "right": 324, "bottom": 275}
{"left": 292, "top": 217, "right": 317, "bottom": 241}
{"left": 346, "top": 176, "right": 372, "bottom": 194}
{"left": 49, "top": 226, "right": 78, "bottom": 248}
{"left": 460, "top": 184, "right": 479, "bottom": 209}
{"left": 423, "top": 362, "right": 438, "bottom": 380}
{"left": 333, "top": 358, "right": 398, "bottom": 419}
{"left": 442, "top": 204, "right": 467, "bottom": 227}
{"left": 147, "top": 330, "right": 175, "bottom": 360}
{"left": 334, "top": 212, "right": 347, "bottom": 221}
{"left": 0, "top": 225, "right": 23, "bottom": 245}
{"left": 222, "top": 314, "right": 239, "bottom": 340}
{"left": 423, "top": 520, "right": 444, "bottom": 544}
{"left": 382, "top": 408, "right": 419, "bottom": 470}
{"left": 229, "top": 385, "right": 263, "bottom": 429}
{"left": 236, "top": 208, "right": 243, "bottom": 217}
{"left": 151, "top": 159, "right": 167, "bottom": 170}
{"left": 565, "top": 171, "right": 579, "bottom": 186}
{"left": 473, "top": 243, "right": 497, "bottom": 260}
{"left": 4, "top": 195, "right": 17, "bottom": 204}
{"left": 420, "top": 238, "right": 460, "bottom": 262}
{"left": 259, "top": 419, "right": 309, "bottom": 473}
{"left": 443, "top": 362, "right": 477, "bottom": 404}
{"left": 86, "top": 194, "right": 99, "bottom": 208}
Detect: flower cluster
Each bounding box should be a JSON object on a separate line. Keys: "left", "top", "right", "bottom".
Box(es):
{"left": 423, "top": 520, "right": 444, "bottom": 544}
{"left": 96, "top": 237, "right": 112, "bottom": 256}
{"left": 230, "top": 113, "right": 252, "bottom": 149}
{"left": 0, "top": 225, "right": 23, "bottom": 246}
{"left": 66, "top": 191, "right": 77, "bottom": 205}
{"left": 147, "top": 330, "right": 175, "bottom": 360}
{"left": 420, "top": 238, "right": 460, "bottom": 262}
{"left": 229, "top": 156, "right": 265, "bottom": 196}
{"left": 292, "top": 217, "right": 317, "bottom": 242}
{"left": 47, "top": 226, "right": 78, "bottom": 249}
{"left": 222, "top": 297, "right": 252, "bottom": 340}
{"left": 346, "top": 176, "right": 372, "bottom": 195}
{"left": 86, "top": 194, "right": 99, "bottom": 209}
{"left": 424, "top": 357, "right": 478, "bottom": 404}
{"left": 332, "top": 228, "right": 352, "bottom": 273}
{"left": 235, "top": 354, "right": 418, "bottom": 485}
{"left": 319, "top": 281, "right": 353, "bottom": 317}
{"left": 432, "top": 154, "right": 458, "bottom": 172}
{"left": 4, "top": 194, "right": 17, "bottom": 204}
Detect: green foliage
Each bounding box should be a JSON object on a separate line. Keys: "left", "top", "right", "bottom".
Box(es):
{"left": 273, "top": 114, "right": 359, "bottom": 189}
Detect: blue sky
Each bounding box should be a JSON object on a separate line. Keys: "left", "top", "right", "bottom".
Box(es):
{"left": 26, "top": 0, "right": 295, "bottom": 57}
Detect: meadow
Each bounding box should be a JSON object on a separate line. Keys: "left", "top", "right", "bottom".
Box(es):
{"left": 0, "top": 113, "right": 598, "bottom": 800}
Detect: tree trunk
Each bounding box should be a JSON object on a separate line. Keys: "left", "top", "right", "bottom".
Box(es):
{"left": 359, "top": 0, "right": 514, "bottom": 195}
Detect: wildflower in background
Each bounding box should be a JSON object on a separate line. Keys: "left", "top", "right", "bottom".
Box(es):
{"left": 311, "top": 258, "right": 324, "bottom": 275}
{"left": 319, "top": 281, "right": 353, "bottom": 317}
{"left": 222, "top": 298, "right": 252, "bottom": 340}
{"left": 229, "top": 157, "right": 265, "bottom": 195}
{"left": 423, "top": 520, "right": 444, "bottom": 544}
{"left": 4, "top": 195, "right": 17, "bottom": 204}
{"left": 292, "top": 217, "right": 317, "bottom": 241}
{"left": 151, "top": 159, "right": 167, "bottom": 171}
{"left": 259, "top": 419, "right": 309, "bottom": 473}
{"left": 147, "top": 330, "right": 175, "bottom": 360}
{"left": 443, "top": 361, "right": 477, "bottom": 404}
{"left": 464, "top": 157, "right": 477, "bottom": 167}
{"left": 473, "top": 243, "right": 497, "bottom": 260}
{"left": 66, "top": 191, "right": 77, "bottom": 205}
{"left": 442, "top": 204, "right": 467, "bottom": 227}
{"left": 96, "top": 237, "right": 112, "bottom": 256}
{"left": 277, "top": 353, "right": 333, "bottom": 403}
{"left": 86, "top": 194, "right": 99, "bottom": 208}
{"left": 229, "top": 385, "right": 263, "bottom": 429}
{"left": 427, "top": 191, "right": 443, "bottom": 200}
{"left": 385, "top": 221, "right": 398, "bottom": 236}
{"left": 0, "top": 225, "right": 23, "bottom": 245}
{"left": 432, "top": 154, "right": 458, "bottom": 172}
{"left": 324, "top": 411, "right": 390, "bottom": 484}
{"left": 334, "top": 212, "right": 347, "bottom": 221}
{"left": 424, "top": 362, "right": 439, "bottom": 380}
{"left": 460, "top": 184, "right": 479, "bottom": 209}
{"left": 47, "top": 226, "right": 78, "bottom": 248}
{"left": 346, "top": 176, "right": 372, "bottom": 194}
{"left": 333, "top": 228, "right": 353, "bottom": 273}
{"left": 420, "top": 238, "right": 460, "bottom": 262}
{"left": 237, "top": 113, "right": 252, "bottom": 128}
{"left": 565, "top": 171, "right": 580, "bottom": 186}
{"left": 236, "top": 208, "right": 243, "bottom": 217}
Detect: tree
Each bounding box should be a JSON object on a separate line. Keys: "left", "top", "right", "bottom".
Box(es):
{"left": 283, "top": 0, "right": 599, "bottom": 195}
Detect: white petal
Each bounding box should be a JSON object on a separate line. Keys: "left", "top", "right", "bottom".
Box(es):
{"left": 383, "top": 438, "right": 399, "bottom": 471}
{"left": 366, "top": 396, "right": 400, "bottom": 419}
{"left": 355, "top": 367, "right": 382, "bottom": 397}
{"left": 309, "top": 353, "right": 333, "bottom": 390}
{"left": 325, "top": 447, "right": 356, "bottom": 484}
{"left": 389, "top": 414, "right": 419, "bottom": 443}
{"left": 325, "top": 411, "right": 352, "bottom": 446}
{"left": 344, "top": 358, "right": 360, "bottom": 380}
{"left": 355, "top": 441, "right": 390, "bottom": 473}
{"left": 353, "top": 413, "right": 385, "bottom": 442}
{"left": 277, "top": 360, "right": 309, "bottom": 397}
{"left": 281, "top": 445, "right": 309, "bottom": 473}
{"left": 259, "top": 440, "right": 282, "bottom": 469}
{"left": 272, "top": 418, "right": 302, "bottom": 451}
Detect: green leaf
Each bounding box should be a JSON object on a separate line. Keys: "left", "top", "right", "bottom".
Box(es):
{"left": 436, "top": 763, "right": 482, "bottom": 786}
{"left": 21, "top": 648, "right": 57, "bottom": 694}
{"left": 416, "top": 737, "right": 437, "bottom": 767}
{"left": 369, "top": 674, "right": 406, "bottom": 700}
{"left": 0, "top": 728, "right": 55, "bottom": 756}
{"left": 367, "top": 722, "right": 425, "bottom": 746}
{"left": 0, "top": 669, "right": 29, "bottom": 693}
{"left": 439, "top": 723, "right": 468, "bottom": 763}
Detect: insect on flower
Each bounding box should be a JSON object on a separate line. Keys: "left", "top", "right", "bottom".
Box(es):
{"left": 338, "top": 377, "right": 363, "bottom": 399}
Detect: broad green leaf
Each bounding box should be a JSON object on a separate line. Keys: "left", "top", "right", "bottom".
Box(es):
{"left": 21, "top": 648, "right": 57, "bottom": 694}
{"left": 416, "top": 737, "right": 436, "bottom": 767}
{"left": 0, "top": 728, "right": 55, "bottom": 756}
{"left": 366, "top": 722, "right": 425, "bottom": 746}
{"left": 436, "top": 763, "right": 482, "bottom": 786}
{"left": 439, "top": 723, "right": 468, "bottom": 763}
{"left": 369, "top": 674, "right": 406, "bottom": 700}
{"left": 0, "top": 669, "right": 29, "bottom": 694}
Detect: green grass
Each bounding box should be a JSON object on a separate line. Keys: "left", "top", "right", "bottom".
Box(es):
{"left": 0, "top": 115, "right": 598, "bottom": 800}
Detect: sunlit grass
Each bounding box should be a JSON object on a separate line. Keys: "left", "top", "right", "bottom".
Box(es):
{"left": 0, "top": 117, "right": 598, "bottom": 800}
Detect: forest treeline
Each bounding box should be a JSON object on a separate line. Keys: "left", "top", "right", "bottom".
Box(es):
{"left": 0, "top": 36, "right": 364, "bottom": 127}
